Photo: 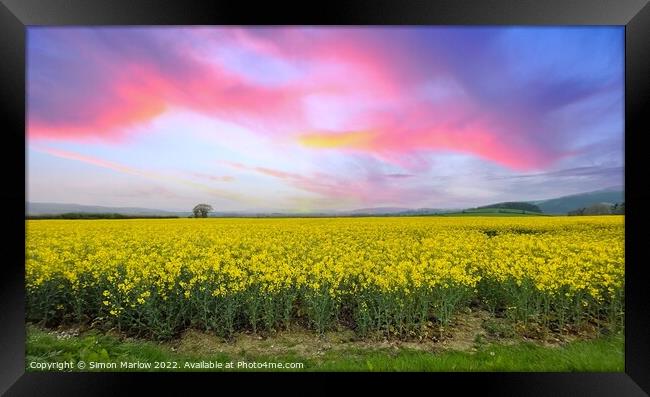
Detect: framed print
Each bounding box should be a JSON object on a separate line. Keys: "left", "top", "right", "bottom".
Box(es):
{"left": 1, "top": 0, "right": 649, "bottom": 395}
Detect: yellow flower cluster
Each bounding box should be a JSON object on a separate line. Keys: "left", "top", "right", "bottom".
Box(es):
{"left": 25, "top": 216, "right": 624, "bottom": 338}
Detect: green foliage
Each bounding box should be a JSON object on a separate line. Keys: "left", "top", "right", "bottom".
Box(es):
{"left": 316, "top": 335, "right": 624, "bottom": 372}
{"left": 192, "top": 204, "right": 213, "bottom": 218}
{"left": 482, "top": 318, "right": 516, "bottom": 339}
{"left": 610, "top": 202, "right": 625, "bottom": 215}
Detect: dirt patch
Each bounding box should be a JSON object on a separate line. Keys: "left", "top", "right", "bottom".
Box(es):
{"left": 48, "top": 327, "right": 82, "bottom": 340}
{"left": 171, "top": 309, "right": 500, "bottom": 358}
{"left": 174, "top": 328, "right": 337, "bottom": 359}
{"left": 35, "top": 309, "right": 606, "bottom": 358}
{"left": 518, "top": 320, "right": 604, "bottom": 347}
{"left": 439, "top": 308, "right": 491, "bottom": 352}
{"left": 174, "top": 327, "right": 398, "bottom": 359}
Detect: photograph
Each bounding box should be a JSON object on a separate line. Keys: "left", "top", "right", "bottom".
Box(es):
{"left": 23, "top": 25, "right": 627, "bottom": 373}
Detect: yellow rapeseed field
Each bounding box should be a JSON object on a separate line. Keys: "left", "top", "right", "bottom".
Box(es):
{"left": 26, "top": 216, "right": 624, "bottom": 339}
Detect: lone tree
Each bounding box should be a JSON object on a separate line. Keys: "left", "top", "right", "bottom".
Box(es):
{"left": 192, "top": 203, "right": 213, "bottom": 218}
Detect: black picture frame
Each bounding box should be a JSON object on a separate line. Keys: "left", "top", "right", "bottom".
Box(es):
{"left": 1, "top": 0, "right": 648, "bottom": 395}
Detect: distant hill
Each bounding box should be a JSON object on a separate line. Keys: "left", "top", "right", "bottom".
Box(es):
{"left": 393, "top": 208, "right": 461, "bottom": 216}
{"left": 476, "top": 201, "right": 542, "bottom": 213}
{"left": 442, "top": 209, "right": 546, "bottom": 217}
{"left": 341, "top": 207, "right": 459, "bottom": 216}
{"left": 345, "top": 207, "right": 411, "bottom": 215}
{"left": 27, "top": 186, "right": 624, "bottom": 218}
{"left": 27, "top": 202, "right": 183, "bottom": 216}
{"left": 529, "top": 188, "right": 624, "bottom": 214}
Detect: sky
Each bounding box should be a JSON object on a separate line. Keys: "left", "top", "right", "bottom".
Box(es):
{"left": 26, "top": 27, "right": 624, "bottom": 212}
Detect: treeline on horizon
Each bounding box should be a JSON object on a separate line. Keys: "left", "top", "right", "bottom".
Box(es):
{"left": 27, "top": 213, "right": 181, "bottom": 220}
{"left": 26, "top": 202, "right": 626, "bottom": 220}
{"left": 27, "top": 212, "right": 452, "bottom": 219}
{"left": 475, "top": 202, "right": 542, "bottom": 213}
{"left": 568, "top": 202, "right": 625, "bottom": 216}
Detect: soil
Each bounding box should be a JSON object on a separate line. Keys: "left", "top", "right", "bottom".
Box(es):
{"left": 169, "top": 308, "right": 592, "bottom": 359}
{"left": 40, "top": 308, "right": 604, "bottom": 359}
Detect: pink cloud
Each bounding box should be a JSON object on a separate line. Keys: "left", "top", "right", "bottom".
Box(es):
{"left": 27, "top": 28, "right": 413, "bottom": 143}
{"left": 31, "top": 145, "right": 150, "bottom": 177}
{"left": 297, "top": 107, "right": 556, "bottom": 171}
{"left": 28, "top": 27, "right": 619, "bottom": 173}
{"left": 28, "top": 45, "right": 305, "bottom": 141}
